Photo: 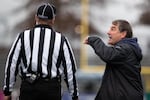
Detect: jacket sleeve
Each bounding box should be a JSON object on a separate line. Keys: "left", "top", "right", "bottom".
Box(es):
{"left": 62, "top": 37, "right": 79, "bottom": 99}
{"left": 88, "top": 36, "right": 129, "bottom": 64}
{"left": 3, "top": 33, "right": 22, "bottom": 96}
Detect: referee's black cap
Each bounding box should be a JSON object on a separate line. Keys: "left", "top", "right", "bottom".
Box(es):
{"left": 37, "top": 3, "right": 56, "bottom": 20}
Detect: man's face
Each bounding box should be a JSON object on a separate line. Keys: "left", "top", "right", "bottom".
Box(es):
{"left": 107, "top": 24, "right": 126, "bottom": 45}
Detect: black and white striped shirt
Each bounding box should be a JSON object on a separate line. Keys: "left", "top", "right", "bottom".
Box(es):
{"left": 3, "top": 24, "right": 79, "bottom": 98}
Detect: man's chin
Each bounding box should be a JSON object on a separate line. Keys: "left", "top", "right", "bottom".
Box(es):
{"left": 108, "top": 40, "right": 112, "bottom": 44}
{"left": 108, "top": 41, "right": 114, "bottom": 45}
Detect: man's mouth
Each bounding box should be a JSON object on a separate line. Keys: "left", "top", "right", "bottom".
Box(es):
{"left": 108, "top": 35, "right": 112, "bottom": 39}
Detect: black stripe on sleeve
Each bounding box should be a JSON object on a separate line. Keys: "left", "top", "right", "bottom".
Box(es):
{"left": 62, "top": 51, "right": 69, "bottom": 88}
{"left": 19, "top": 32, "right": 27, "bottom": 78}
{"left": 15, "top": 32, "right": 25, "bottom": 77}
{"left": 65, "top": 38, "right": 76, "bottom": 72}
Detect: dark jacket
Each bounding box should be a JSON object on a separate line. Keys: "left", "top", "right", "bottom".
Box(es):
{"left": 88, "top": 36, "right": 143, "bottom": 100}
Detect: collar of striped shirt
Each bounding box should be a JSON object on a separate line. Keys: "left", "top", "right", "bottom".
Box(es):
{"left": 35, "top": 24, "right": 53, "bottom": 30}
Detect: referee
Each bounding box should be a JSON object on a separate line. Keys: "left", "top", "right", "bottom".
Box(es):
{"left": 3, "top": 3, "right": 79, "bottom": 100}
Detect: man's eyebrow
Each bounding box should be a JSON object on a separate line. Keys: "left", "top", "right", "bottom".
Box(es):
{"left": 111, "top": 26, "right": 116, "bottom": 29}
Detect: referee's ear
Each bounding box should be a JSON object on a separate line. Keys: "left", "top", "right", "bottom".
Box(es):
{"left": 51, "top": 17, "right": 55, "bottom": 25}
{"left": 35, "top": 15, "right": 39, "bottom": 25}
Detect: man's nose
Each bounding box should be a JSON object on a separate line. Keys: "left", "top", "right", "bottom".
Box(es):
{"left": 107, "top": 31, "right": 110, "bottom": 35}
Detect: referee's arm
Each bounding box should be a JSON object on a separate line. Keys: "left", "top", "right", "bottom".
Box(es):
{"left": 62, "top": 37, "right": 79, "bottom": 100}
{"left": 3, "top": 33, "right": 22, "bottom": 96}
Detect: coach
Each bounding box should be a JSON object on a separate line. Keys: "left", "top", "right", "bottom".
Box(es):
{"left": 3, "top": 3, "right": 79, "bottom": 100}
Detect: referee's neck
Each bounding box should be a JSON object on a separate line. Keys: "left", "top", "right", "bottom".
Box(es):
{"left": 35, "top": 16, "right": 54, "bottom": 28}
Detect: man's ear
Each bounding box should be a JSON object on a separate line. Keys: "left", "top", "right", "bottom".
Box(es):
{"left": 121, "top": 31, "right": 127, "bottom": 38}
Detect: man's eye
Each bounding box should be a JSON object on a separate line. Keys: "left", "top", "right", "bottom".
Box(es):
{"left": 111, "top": 28, "right": 115, "bottom": 31}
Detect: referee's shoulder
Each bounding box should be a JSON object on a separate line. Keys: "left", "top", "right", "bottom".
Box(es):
{"left": 20, "top": 28, "right": 32, "bottom": 34}
{"left": 55, "top": 31, "right": 66, "bottom": 39}
{"left": 55, "top": 31, "right": 63, "bottom": 35}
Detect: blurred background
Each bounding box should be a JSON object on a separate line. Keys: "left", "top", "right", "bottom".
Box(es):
{"left": 0, "top": 0, "right": 150, "bottom": 100}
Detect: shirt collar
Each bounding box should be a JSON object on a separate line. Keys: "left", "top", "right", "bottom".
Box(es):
{"left": 35, "top": 24, "right": 53, "bottom": 30}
